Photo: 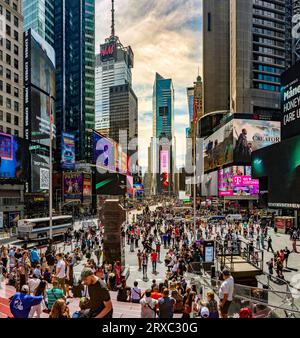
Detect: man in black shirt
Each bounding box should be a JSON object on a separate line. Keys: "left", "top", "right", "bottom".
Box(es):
{"left": 81, "top": 268, "right": 113, "bottom": 318}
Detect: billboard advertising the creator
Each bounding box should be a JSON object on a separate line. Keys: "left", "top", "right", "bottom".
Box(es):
{"left": 233, "top": 119, "right": 280, "bottom": 163}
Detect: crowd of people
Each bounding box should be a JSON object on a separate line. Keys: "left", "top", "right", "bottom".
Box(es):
{"left": 0, "top": 201, "right": 299, "bottom": 319}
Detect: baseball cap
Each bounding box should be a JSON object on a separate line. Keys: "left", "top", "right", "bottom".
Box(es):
{"left": 81, "top": 268, "right": 94, "bottom": 280}
{"left": 200, "top": 307, "right": 210, "bottom": 318}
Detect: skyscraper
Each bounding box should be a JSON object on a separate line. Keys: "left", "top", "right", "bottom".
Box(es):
{"left": 23, "top": 0, "right": 55, "bottom": 47}
{"left": 203, "top": 0, "right": 293, "bottom": 116}
{"left": 186, "top": 87, "right": 194, "bottom": 125}
{"left": 95, "top": 0, "right": 134, "bottom": 136}
{"left": 152, "top": 73, "right": 175, "bottom": 194}
{"left": 54, "top": 0, "right": 95, "bottom": 162}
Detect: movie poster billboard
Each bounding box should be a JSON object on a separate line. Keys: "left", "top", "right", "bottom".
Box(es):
{"left": 160, "top": 150, "right": 169, "bottom": 191}
{"left": 0, "top": 133, "right": 29, "bottom": 181}
{"left": 218, "top": 166, "right": 259, "bottom": 198}
{"left": 61, "top": 132, "right": 75, "bottom": 170}
{"left": 233, "top": 119, "right": 281, "bottom": 163}
{"left": 63, "top": 173, "right": 83, "bottom": 202}
{"left": 31, "top": 153, "right": 50, "bottom": 192}
{"left": 204, "top": 121, "right": 233, "bottom": 172}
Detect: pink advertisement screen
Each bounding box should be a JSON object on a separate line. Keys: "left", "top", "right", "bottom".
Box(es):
{"left": 160, "top": 150, "right": 169, "bottom": 174}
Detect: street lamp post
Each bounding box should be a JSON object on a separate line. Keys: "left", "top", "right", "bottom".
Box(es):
{"left": 49, "top": 106, "right": 54, "bottom": 242}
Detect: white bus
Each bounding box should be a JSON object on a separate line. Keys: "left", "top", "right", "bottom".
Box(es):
{"left": 17, "top": 216, "right": 73, "bottom": 242}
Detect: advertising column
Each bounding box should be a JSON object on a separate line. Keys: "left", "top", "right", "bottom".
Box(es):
{"left": 160, "top": 150, "right": 170, "bottom": 194}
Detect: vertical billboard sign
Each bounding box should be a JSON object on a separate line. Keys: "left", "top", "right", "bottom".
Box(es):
{"left": 127, "top": 176, "right": 134, "bottom": 196}
{"left": 93, "top": 131, "right": 115, "bottom": 172}
{"left": 61, "top": 132, "right": 75, "bottom": 170}
{"left": 82, "top": 173, "right": 92, "bottom": 204}
{"left": 63, "top": 172, "right": 83, "bottom": 202}
{"left": 24, "top": 31, "right": 31, "bottom": 142}
{"left": 160, "top": 150, "right": 169, "bottom": 191}
{"left": 31, "top": 153, "right": 50, "bottom": 192}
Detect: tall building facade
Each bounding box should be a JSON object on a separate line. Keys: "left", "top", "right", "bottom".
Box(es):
{"left": 0, "top": 0, "right": 25, "bottom": 227}
{"left": 186, "top": 87, "right": 194, "bottom": 125}
{"left": 152, "top": 73, "right": 175, "bottom": 195}
{"left": 54, "top": 0, "right": 95, "bottom": 162}
{"left": 95, "top": 42, "right": 133, "bottom": 134}
{"left": 23, "top": 0, "right": 55, "bottom": 47}
{"left": 203, "top": 0, "right": 293, "bottom": 116}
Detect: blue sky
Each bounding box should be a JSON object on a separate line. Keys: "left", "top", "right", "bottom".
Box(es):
{"left": 95, "top": 0, "right": 202, "bottom": 170}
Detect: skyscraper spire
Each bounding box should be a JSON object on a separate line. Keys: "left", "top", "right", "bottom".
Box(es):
{"left": 111, "top": 0, "right": 115, "bottom": 37}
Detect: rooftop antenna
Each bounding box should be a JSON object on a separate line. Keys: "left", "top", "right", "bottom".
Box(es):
{"left": 111, "top": 0, "right": 115, "bottom": 37}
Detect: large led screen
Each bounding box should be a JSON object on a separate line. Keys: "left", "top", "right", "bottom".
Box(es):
{"left": 252, "top": 134, "right": 300, "bottom": 205}
{"left": 218, "top": 166, "right": 259, "bottom": 198}
{"left": 63, "top": 173, "right": 83, "bottom": 202}
{"left": 201, "top": 171, "right": 218, "bottom": 197}
{"left": 204, "top": 121, "right": 233, "bottom": 172}
{"left": 93, "top": 131, "right": 115, "bottom": 172}
{"left": 0, "top": 133, "right": 29, "bottom": 181}
{"left": 233, "top": 119, "right": 281, "bottom": 163}
{"left": 95, "top": 172, "right": 126, "bottom": 196}
{"left": 61, "top": 132, "right": 75, "bottom": 170}
{"left": 160, "top": 150, "right": 169, "bottom": 190}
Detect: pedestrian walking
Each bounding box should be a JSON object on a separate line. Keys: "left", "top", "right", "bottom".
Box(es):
{"left": 267, "top": 236, "right": 274, "bottom": 253}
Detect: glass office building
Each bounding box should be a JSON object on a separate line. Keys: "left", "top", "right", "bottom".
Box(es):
{"left": 23, "top": 0, "right": 55, "bottom": 47}
{"left": 54, "top": 0, "right": 95, "bottom": 162}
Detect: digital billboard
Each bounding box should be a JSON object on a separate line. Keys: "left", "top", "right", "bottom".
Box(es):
{"left": 0, "top": 133, "right": 29, "bottom": 181}
{"left": 160, "top": 150, "right": 169, "bottom": 190}
{"left": 127, "top": 176, "right": 134, "bottom": 195}
{"left": 201, "top": 171, "right": 218, "bottom": 197}
{"left": 95, "top": 172, "right": 126, "bottom": 196}
{"left": 204, "top": 121, "right": 233, "bottom": 172}
{"left": 100, "top": 41, "right": 117, "bottom": 62}
{"left": 61, "top": 132, "right": 75, "bottom": 170}
{"left": 82, "top": 174, "right": 92, "bottom": 204}
{"left": 93, "top": 131, "right": 115, "bottom": 172}
{"left": 252, "top": 134, "right": 300, "bottom": 206}
{"left": 281, "top": 61, "right": 300, "bottom": 140}
{"left": 31, "top": 153, "right": 50, "bottom": 192}
{"left": 218, "top": 166, "right": 259, "bottom": 198}
{"left": 233, "top": 119, "right": 281, "bottom": 163}
{"left": 63, "top": 173, "right": 83, "bottom": 202}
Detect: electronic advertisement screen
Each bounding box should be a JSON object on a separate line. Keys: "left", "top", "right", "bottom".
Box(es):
{"left": 204, "top": 121, "right": 233, "bottom": 172}
{"left": 127, "top": 176, "right": 134, "bottom": 195}
{"left": 63, "top": 173, "right": 83, "bottom": 202}
{"left": 160, "top": 150, "right": 169, "bottom": 191}
{"left": 93, "top": 131, "right": 116, "bottom": 172}
{"left": 31, "top": 153, "right": 50, "bottom": 192}
{"left": 61, "top": 132, "right": 75, "bottom": 170}
{"left": 30, "top": 87, "right": 55, "bottom": 147}
{"left": 82, "top": 174, "right": 92, "bottom": 204}
{"left": 0, "top": 133, "right": 29, "bottom": 181}
{"left": 30, "top": 29, "right": 56, "bottom": 98}
{"left": 281, "top": 61, "right": 300, "bottom": 140}
{"left": 252, "top": 134, "right": 300, "bottom": 206}
{"left": 100, "top": 41, "right": 117, "bottom": 62}
{"left": 201, "top": 171, "right": 218, "bottom": 197}
{"left": 233, "top": 119, "right": 281, "bottom": 163}
{"left": 218, "top": 166, "right": 259, "bottom": 198}
{"left": 95, "top": 172, "right": 126, "bottom": 196}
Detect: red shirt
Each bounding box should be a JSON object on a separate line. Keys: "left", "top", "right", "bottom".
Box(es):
{"left": 151, "top": 292, "right": 161, "bottom": 300}
{"left": 151, "top": 252, "right": 158, "bottom": 262}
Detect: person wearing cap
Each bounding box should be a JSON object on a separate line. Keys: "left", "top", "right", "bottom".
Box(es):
{"left": 81, "top": 268, "right": 113, "bottom": 318}
{"left": 219, "top": 268, "right": 234, "bottom": 318}
{"left": 9, "top": 285, "right": 43, "bottom": 318}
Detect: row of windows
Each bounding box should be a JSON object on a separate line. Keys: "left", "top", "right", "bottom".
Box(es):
{"left": 0, "top": 65, "right": 20, "bottom": 83}
{"left": 253, "top": 18, "right": 284, "bottom": 30}
{"left": 254, "top": 55, "right": 285, "bottom": 66}
{"left": 0, "top": 95, "right": 20, "bottom": 111}
{"left": 254, "top": 45, "right": 285, "bottom": 57}
{"left": 0, "top": 109, "right": 19, "bottom": 125}
{"left": 0, "top": 3, "right": 19, "bottom": 25}
{"left": 253, "top": 36, "right": 285, "bottom": 48}
{"left": 254, "top": 82, "right": 280, "bottom": 91}
{"left": 0, "top": 124, "right": 19, "bottom": 136}
{"left": 255, "top": 64, "right": 282, "bottom": 74}
{"left": 253, "top": 0, "right": 284, "bottom": 12}
{"left": 0, "top": 80, "right": 19, "bottom": 96}
{"left": 255, "top": 73, "right": 280, "bottom": 82}
{"left": 253, "top": 8, "right": 284, "bottom": 21}
{"left": 253, "top": 27, "right": 285, "bottom": 38}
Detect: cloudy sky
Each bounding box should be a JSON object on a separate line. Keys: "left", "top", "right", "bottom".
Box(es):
{"left": 95, "top": 0, "right": 202, "bottom": 170}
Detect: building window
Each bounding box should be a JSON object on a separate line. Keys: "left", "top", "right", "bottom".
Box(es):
{"left": 6, "top": 83, "right": 11, "bottom": 94}
{"left": 6, "top": 53, "right": 11, "bottom": 65}
{"left": 6, "top": 24, "right": 11, "bottom": 36}
{"left": 0, "top": 110, "right": 3, "bottom": 121}
{"left": 14, "top": 115, "right": 18, "bottom": 126}
{"left": 0, "top": 50, "right": 3, "bottom": 61}
{"left": 14, "top": 16, "right": 18, "bottom": 27}
{"left": 6, "top": 69, "right": 11, "bottom": 79}
{"left": 14, "top": 129, "right": 19, "bottom": 136}
{"left": 6, "top": 10, "right": 11, "bottom": 22}
{"left": 13, "top": 87, "right": 18, "bottom": 97}
{"left": 14, "top": 58, "right": 18, "bottom": 69}
{"left": 208, "top": 13, "right": 211, "bottom": 31}
{"left": 6, "top": 39, "right": 11, "bottom": 51}
{"left": 6, "top": 112, "right": 11, "bottom": 123}
{"left": 0, "top": 65, "right": 3, "bottom": 76}
{"left": 14, "top": 30, "right": 18, "bottom": 41}
{"left": 13, "top": 3, "right": 17, "bottom": 12}
{"left": 0, "top": 95, "right": 3, "bottom": 106}
{"left": 14, "top": 101, "right": 19, "bottom": 112}
{"left": 14, "top": 73, "right": 19, "bottom": 83}
{"left": 6, "top": 98, "right": 11, "bottom": 109}
{"left": 6, "top": 127, "right": 11, "bottom": 134}
{"left": 13, "top": 44, "right": 18, "bottom": 55}
{"left": 0, "top": 80, "right": 2, "bottom": 91}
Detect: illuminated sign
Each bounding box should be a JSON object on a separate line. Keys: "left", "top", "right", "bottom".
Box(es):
{"left": 100, "top": 42, "right": 116, "bottom": 61}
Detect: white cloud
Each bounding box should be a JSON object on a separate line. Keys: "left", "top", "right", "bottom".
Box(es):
{"left": 95, "top": 0, "right": 202, "bottom": 169}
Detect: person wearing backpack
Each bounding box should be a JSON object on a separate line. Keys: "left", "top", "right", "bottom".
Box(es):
{"left": 140, "top": 289, "right": 158, "bottom": 318}
{"left": 131, "top": 281, "right": 142, "bottom": 303}
{"left": 157, "top": 288, "right": 176, "bottom": 318}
